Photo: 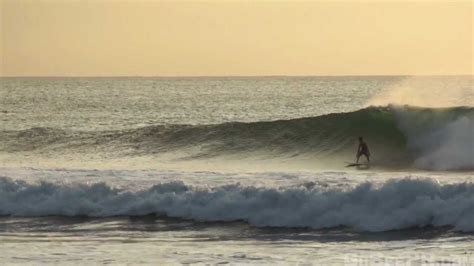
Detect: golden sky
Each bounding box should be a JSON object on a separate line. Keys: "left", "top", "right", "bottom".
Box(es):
{"left": 1, "top": 0, "right": 472, "bottom": 76}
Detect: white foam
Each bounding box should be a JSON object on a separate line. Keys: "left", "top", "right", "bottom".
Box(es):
{"left": 393, "top": 107, "right": 474, "bottom": 170}
{"left": 1, "top": 177, "right": 473, "bottom": 232}
{"left": 413, "top": 116, "right": 474, "bottom": 170}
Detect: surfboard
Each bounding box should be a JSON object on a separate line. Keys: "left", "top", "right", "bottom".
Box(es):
{"left": 345, "top": 163, "right": 367, "bottom": 167}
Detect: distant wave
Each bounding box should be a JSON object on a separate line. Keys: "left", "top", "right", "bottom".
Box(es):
{"left": 1, "top": 105, "right": 473, "bottom": 170}
{"left": 1, "top": 177, "right": 473, "bottom": 232}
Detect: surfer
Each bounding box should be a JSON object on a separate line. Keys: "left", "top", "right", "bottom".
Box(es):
{"left": 356, "top": 137, "right": 370, "bottom": 163}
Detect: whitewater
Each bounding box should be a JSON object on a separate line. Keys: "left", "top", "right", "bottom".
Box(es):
{"left": 0, "top": 76, "right": 473, "bottom": 264}
{"left": 1, "top": 176, "right": 474, "bottom": 232}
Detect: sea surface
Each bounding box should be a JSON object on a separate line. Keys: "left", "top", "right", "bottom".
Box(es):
{"left": 0, "top": 76, "right": 473, "bottom": 264}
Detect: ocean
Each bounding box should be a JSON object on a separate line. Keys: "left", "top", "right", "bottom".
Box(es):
{"left": 0, "top": 76, "right": 473, "bottom": 264}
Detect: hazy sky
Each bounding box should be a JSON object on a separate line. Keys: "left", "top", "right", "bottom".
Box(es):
{"left": 1, "top": 0, "right": 472, "bottom": 76}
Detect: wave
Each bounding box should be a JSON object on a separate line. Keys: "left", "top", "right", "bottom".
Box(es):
{"left": 1, "top": 177, "right": 473, "bottom": 232}
{"left": 1, "top": 105, "right": 473, "bottom": 170}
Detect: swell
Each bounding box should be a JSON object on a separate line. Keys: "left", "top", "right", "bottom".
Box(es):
{"left": 0, "top": 106, "right": 408, "bottom": 157}
{"left": 1, "top": 105, "right": 473, "bottom": 170}
{"left": 0, "top": 177, "right": 473, "bottom": 232}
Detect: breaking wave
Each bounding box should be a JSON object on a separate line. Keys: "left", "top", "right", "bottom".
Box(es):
{"left": 0, "top": 105, "right": 472, "bottom": 170}
{"left": 0, "top": 177, "right": 473, "bottom": 232}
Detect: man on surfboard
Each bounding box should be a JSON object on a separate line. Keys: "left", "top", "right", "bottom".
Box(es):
{"left": 356, "top": 137, "right": 370, "bottom": 163}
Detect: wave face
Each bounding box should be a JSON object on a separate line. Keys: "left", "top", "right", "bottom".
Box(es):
{"left": 1, "top": 105, "right": 473, "bottom": 170}
{"left": 0, "top": 177, "right": 473, "bottom": 232}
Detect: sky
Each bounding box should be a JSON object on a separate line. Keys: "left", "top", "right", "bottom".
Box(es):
{"left": 1, "top": 0, "right": 472, "bottom": 77}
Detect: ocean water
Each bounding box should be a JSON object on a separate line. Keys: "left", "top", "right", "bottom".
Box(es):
{"left": 0, "top": 76, "right": 473, "bottom": 264}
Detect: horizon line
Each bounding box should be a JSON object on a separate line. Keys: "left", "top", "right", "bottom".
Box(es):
{"left": 1, "top": 74, "right": 472, "bottom": 79}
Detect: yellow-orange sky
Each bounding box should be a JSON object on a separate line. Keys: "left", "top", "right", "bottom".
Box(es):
{"left": 1, "top": 0, "right": 472, "bottom": 76}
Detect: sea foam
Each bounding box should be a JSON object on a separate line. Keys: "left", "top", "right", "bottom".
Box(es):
{"left": 1, "top": 177, "right": 473, "bottom": 232}
{"left": 394, "top": 106, "right": 474, "bottom": 171}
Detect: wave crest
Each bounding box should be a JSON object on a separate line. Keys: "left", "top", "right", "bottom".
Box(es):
{"left": 1, "top": 177, "right": 473, "bottom": 232}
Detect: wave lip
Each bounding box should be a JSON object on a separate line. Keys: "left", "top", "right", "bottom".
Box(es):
{"left": 1, "top": 177, "right": 473, "bottom": 232}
